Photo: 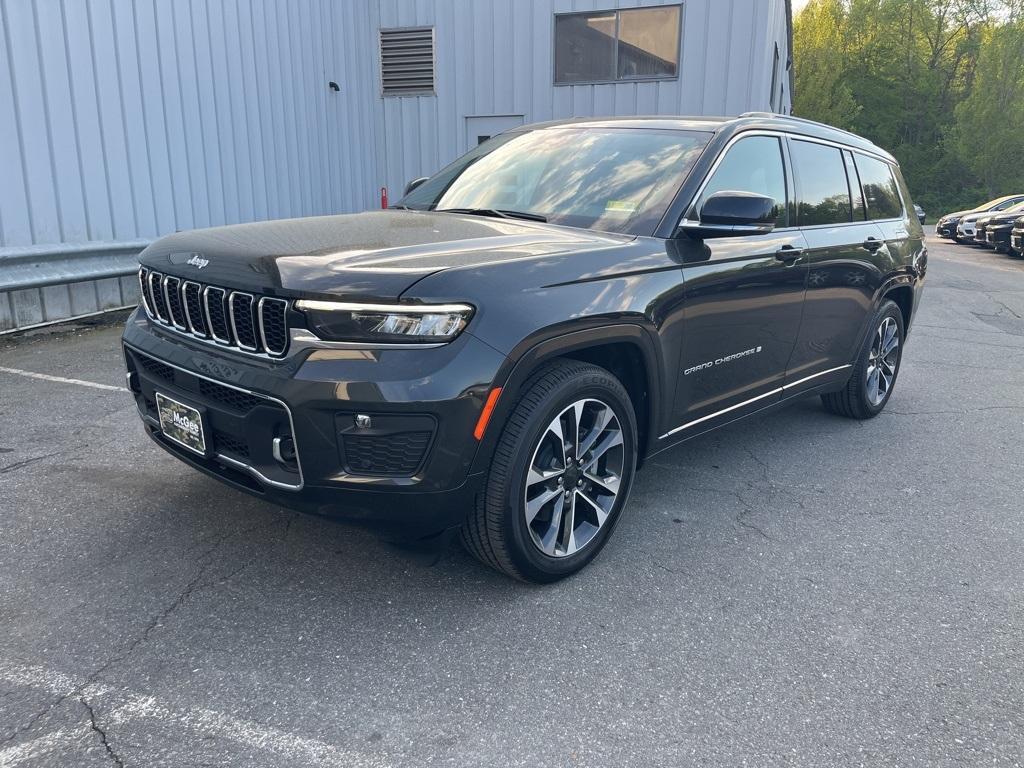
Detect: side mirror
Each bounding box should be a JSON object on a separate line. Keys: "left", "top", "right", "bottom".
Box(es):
{"left": 679, "top": 191, "right": 778, "bottom": 238}
{"left": 404, "top": 177, "right": 430, "bottom": 196}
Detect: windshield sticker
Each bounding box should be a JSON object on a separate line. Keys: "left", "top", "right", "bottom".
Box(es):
{"left": 605, "top": 200, "right": 639, "bottom": 213}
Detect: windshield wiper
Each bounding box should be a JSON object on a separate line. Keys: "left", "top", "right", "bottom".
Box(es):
{"left": 435, "top": 207, "right": 547, "bottom": 223}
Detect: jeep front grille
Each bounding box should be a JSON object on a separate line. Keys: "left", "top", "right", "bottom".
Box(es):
{"left": 138, "top": 267, "right": 290, "bottom": 357}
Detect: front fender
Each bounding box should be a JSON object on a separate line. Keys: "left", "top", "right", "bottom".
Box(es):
{"left": 467, "top": 322, "right": 666, "bottom": 476}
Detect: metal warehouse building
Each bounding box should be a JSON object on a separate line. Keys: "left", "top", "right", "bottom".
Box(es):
{"left": 0, "top": 0, "right": 793, "bottom": 332}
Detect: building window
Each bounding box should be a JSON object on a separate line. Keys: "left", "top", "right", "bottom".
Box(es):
{"left": 554, "top": 5, "right": 681, "bottom": 85}
{"left": 380, "top": 27, "right": 435, "bottom": 96}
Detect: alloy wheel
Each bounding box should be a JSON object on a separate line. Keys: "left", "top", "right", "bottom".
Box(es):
{"left": 523, "top": 398, "right": 624, "bottom": 557}
{"left": 866, "top": 316, "right": 900, "bottom": 406}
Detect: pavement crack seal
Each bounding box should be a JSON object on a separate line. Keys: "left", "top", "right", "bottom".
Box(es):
{"left": 0, "top": 518, "right": 273, "bottom": 748}
{"left": 0, "top": 452, "right": 65, "bottom": 474}
{"left": 883, "top": 405, "right": 1024, "bottom": 417}
{"left": 81, "top": 698, "right": 124, "bottom": 767}
{"left": 0, "top": 663, "right": 390, "bottom": 768}
{"left": 985, "top": 293, "right": 1022, "bottom": 319}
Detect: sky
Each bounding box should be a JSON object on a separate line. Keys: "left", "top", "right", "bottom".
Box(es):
{"left": 792, "top": 0, "right": 813, "bottom": 14}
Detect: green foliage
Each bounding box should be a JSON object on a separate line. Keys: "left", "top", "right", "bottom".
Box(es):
{"left": 792, "top": 0, "right": 1024, "bottom": 216}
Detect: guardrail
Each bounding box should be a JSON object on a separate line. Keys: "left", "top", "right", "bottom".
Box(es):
{"left": 0, "top": 240, "right": 150, "bottom": 333}
{"left": 0, "top": 240, "right": 150, "bottom": 292}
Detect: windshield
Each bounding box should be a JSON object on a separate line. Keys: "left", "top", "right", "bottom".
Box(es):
{"left": 399, "top": 127, "right": 711, "bottom": 235}
{"left": 983, "top": 196, "right": 1024, "bottom": 211}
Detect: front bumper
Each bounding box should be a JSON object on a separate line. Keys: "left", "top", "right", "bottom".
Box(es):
{"left": 986, "top": 225, "right": 1013, "bottom": 250}
{"left": 1012, "top": 228, "right": 1024, "bottom": 253}
{"left": 937, "top": 220, "right": 958, "bottom": 238}
{"left": 122, "top": 309, "right": 506, "bottom": 538}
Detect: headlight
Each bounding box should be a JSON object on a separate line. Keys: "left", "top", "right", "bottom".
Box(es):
{"left": 295, "top": 300, "right": 474, "bottom": 343}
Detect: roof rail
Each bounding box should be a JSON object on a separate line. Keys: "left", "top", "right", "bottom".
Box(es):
{"left": 738, "top": 111, "right": 869, "bottom": 145}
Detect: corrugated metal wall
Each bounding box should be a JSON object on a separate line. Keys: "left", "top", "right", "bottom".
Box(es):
{"left": 0, "top": 0, "right": 790, "bottom": 332}
{"left": 375, "top": 0, "right": 791, "bottom": 195}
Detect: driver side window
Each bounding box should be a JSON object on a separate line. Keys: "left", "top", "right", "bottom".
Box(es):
{"left": 697, "top": 136, "right": 788, "bottom": 228}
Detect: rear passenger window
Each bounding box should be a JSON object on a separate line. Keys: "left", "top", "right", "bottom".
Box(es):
{"left": 698, "top": 136, "right": 788, "bottom": 228}
{"left": 855, "top": 155, "right": 903, "bottom": 220}
{"left": 791, "top": 140, "right": 852, "bottom": 226}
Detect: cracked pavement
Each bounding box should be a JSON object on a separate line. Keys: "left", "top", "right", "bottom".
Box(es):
{"left": 1, "top": 231, "right": 1022, "bottom": 766}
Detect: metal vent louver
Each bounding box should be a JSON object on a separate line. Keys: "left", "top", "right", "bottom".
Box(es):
{"left": 137, "top": 268, "right": 290, "bottom": 358}
{"left": 380, "top": 27, "right": 435, "bottom": 95}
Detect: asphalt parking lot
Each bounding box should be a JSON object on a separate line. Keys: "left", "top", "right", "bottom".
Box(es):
{"left": 1, "top": 230, "right": 1022, "bottom": 767}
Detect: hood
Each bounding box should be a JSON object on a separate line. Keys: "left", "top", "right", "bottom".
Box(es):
{"left": 940, "top": 210, "right": 970, "bottom": 220}
{"left": 138, "top": 210, "right": 632, "bottom": 301}
{"left": 982, "top": 211, "right": 1024, "bottom": 226}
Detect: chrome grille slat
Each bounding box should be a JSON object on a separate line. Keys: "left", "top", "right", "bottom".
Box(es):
{"left": 149, "top": 271, "right": 169, "bottom": 322}
{"left": 136, "top": 268, "right": 289, "bottom": 358}
{"left": 258, "top": 297, "right": 289, "bottom": 356}
{"left": 204, "top": 286, "right": 231, "bottom": 344}
{"left": 181, "top": 281, "right": 208, "bottom": 337}
{"left": 163, "top": 276, "right": 187, "bottom": 329}
{"left": 228, "top": 292, "right": 259, "bottom": 351}
{"left": 138, "top": 268, "right": 154, "bottom": 316}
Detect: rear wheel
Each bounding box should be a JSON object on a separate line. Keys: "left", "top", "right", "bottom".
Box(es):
{"left": 462, "top": 360, "right": 637, "bottom": 583}
{"left": 822, "top": 300, "right": 904, "bottom": 420}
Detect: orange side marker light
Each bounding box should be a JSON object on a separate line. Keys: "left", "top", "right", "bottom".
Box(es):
{"left": 473, "top": 387, "right": 503, "bottom": 441}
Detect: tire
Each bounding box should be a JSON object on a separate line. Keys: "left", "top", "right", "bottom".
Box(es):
{"left": 821, "top": 300, "right": 904, "bottom": 420}
{"left": 461, "top": 360, "right": 637, "bottom": 583}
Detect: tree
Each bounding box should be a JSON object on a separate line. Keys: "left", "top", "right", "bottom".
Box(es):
{"left": 952, "top": 15, "right": 1024, "bottom": 195}
{"left": 792, "top": 0, "right": 1023, "bottom": 214}
{"left": 793, "top": 0, "right": 861, "bottom": 128}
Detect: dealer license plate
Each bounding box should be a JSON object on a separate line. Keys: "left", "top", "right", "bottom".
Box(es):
{"left": 156, "top": 392, "right": 207, "bottom": 455}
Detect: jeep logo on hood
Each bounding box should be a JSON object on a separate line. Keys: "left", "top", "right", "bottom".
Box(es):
{"left": 167, "top": 251, "right": 211, "bottom": 269}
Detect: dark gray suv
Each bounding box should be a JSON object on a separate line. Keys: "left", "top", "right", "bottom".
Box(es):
{"left": 124, "top": 114, "right": 926, "bottom": 582}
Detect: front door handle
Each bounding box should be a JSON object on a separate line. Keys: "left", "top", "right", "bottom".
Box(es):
{"left": 863, "top": 237, "right": 884, "bottom": 252}
{"left": 774, "top": 245, "right": 803, "bottom": 263}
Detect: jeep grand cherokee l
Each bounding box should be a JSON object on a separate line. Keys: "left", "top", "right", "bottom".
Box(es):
{"left": 123, "top": 115, "right": 926, "bottom": 583}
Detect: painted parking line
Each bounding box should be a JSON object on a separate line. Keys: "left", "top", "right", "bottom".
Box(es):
{"left": 0, "top": 366, "right": 125, "bottom": 393}
{"left": 0, "top": 727, "right": 91, "bottom": 768}
{"left": 0, "top": 662, "right": 390, "bottom": 768}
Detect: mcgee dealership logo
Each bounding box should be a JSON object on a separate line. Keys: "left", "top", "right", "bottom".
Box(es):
{"left": 171, "top": 411, "right": 201, "bottom": 436}
{"left": 186, "top": 254, "right": 209, "bottom": 269}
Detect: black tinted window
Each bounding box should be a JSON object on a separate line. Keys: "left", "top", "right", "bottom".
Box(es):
{"left": 855, "top": 155, "right": 902, "bottom": 220}
{"left": 698, "top": 136, "right": 787, "bottom": 228}
{"left": 791, "top": 140, "right": 852, "bottom": 226}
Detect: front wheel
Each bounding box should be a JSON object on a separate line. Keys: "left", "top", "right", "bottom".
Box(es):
{"left": 822, "top": 300, "right": 904, "bottom": 419}
{"left": 462, "top": 360, "right": 637, "bottom": 583}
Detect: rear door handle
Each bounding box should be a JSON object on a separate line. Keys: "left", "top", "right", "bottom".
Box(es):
{"left": 862, "top": 237, "right": 884, "bottom": 252}
{"left": 774, "top": 245, "right": 803, "bottom": 263}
